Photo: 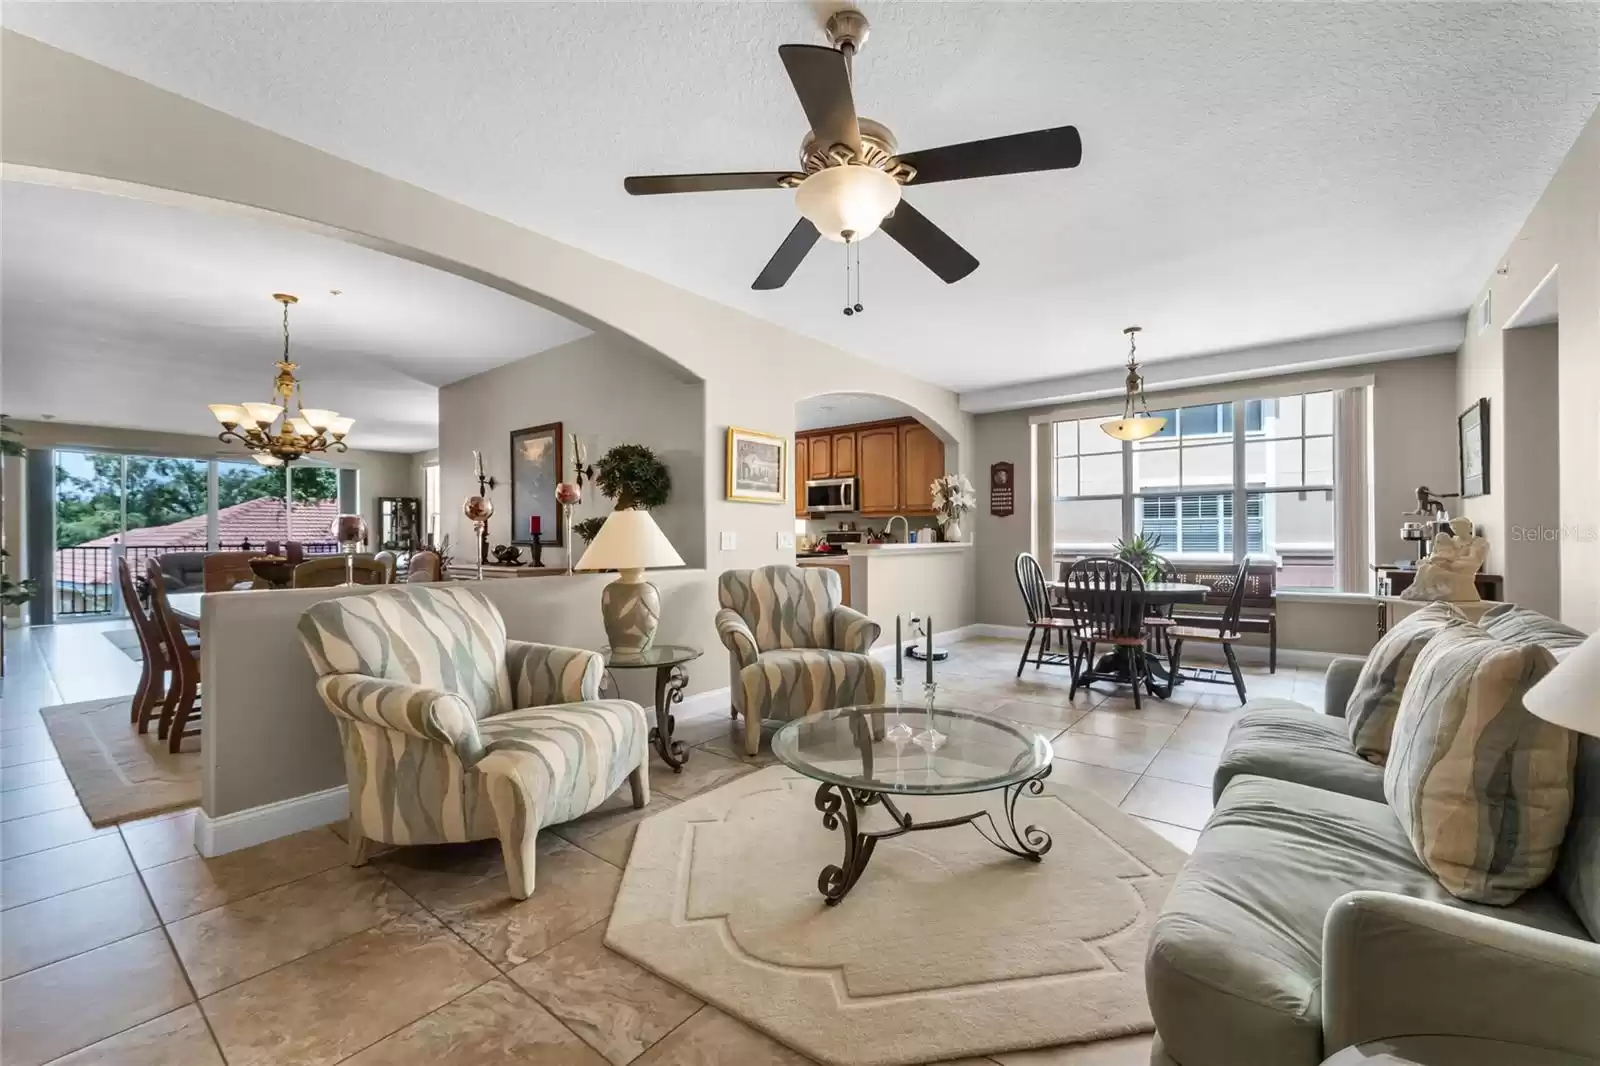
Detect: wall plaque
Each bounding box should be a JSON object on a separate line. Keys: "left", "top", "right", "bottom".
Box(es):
{"left": 989, "top": 462, "right": 1015, "bottom": 517}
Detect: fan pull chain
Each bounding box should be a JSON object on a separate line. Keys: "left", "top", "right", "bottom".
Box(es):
{"left": 842, "top": 238, "right": 864, "bottom": 317}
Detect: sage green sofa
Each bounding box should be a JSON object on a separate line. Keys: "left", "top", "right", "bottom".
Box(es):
{"left": 1145, "top": 611, "right": 1600, "bottom": 1066}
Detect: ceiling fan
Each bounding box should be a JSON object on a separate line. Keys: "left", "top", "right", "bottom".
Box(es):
{"left": 623, "top": 9, "right": 1082, "bottom": 292}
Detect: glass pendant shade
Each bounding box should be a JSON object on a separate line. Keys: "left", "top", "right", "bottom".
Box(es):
{"left": 209, "top": 403, "right": 248, "bottom": 426}
{"left": 287, "top": 417, "right": 315, "bottom": 438}
{"left": 242, "top": 402, "right": 285, "bottom": 426}
{"left": 795, "top": 165, "right": 903, "bottom": 243}
{"left": 1100, "top": 325, "right": 1165, "bottom": 442}
{"left": 299, "top": 408, "right": 337, "bottom": 431}
{"left": 1100, "top": 415, "right": 1168, "bottom": 442}
{"left": 253, "top": 454, "right": 284, "bottom": 467}
{"left": 326, "top": 416, "right": 355, "bottom": 437}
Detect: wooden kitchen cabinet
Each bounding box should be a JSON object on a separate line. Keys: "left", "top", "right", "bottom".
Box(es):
{"left": 899, "top": 422, "right": 944, "bottom": 515}
{"left": 808, "top": 434, "right": 833, "bottom": 480}
{"left": 794, "top": 437, "right": 808, "bottom": 517}
{"left": 830, "top": 432, "right": 857, "bottom": 477}
{"left": 856, "top": 426, "right": 901, "bottom": 515}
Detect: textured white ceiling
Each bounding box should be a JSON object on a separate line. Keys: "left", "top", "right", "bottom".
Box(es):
{"left": 796, "top": 392, "right": 918, "bottom": 431}
{"left": 0, "top": 182, "right": 589, "bottom": 451}
{"left": 5, "top": 3, "right": 1597, "bottom": 392}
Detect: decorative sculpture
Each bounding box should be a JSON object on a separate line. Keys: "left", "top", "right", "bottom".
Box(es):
{"left": 1400, "top": 517, "right": 1489, "bottom": 603}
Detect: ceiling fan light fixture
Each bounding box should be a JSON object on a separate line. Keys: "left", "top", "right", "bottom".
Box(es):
{"left": 794, "top": 164, "right": 901, "bottom": 243}
{"left": 1100, "top": 325, "right": 1167, "bottom": 442}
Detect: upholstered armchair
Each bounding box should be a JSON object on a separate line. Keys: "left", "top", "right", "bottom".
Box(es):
{"left": 298, "top": 585, "right": 649, "bottom": 899}
{"left": 716, "top": 565, "right": 885, "bottom": 756}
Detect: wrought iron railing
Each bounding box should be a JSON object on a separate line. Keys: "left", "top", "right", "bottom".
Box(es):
{"left": 52, "top": 541, "right": 343, "bottom": 618}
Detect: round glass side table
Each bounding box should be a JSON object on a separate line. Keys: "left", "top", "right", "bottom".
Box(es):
{"left": 601, "top": 644, "right": 703, "bottom": 773}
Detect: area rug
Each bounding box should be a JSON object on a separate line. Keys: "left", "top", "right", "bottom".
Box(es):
{"left": 606, "top": 765, "right": 1185, "bottom": 1066}
{"left": 40, "top": 697, "right": 200, "bottom": 826}
{"left": 102, "top": 628, "right": 144, "bottom": 661}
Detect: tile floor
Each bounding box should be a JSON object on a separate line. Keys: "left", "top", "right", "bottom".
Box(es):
{"left": 0, "top": 622, "right": 1325, "bottom": 1066}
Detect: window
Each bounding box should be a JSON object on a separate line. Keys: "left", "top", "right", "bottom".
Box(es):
{"left": 424, "top": 463, "right": 441, "bottom": 546}
{"left": 1052, "top": 391, "right": 1339, "bottom": 589}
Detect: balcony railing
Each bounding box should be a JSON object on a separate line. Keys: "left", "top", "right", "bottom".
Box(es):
{"left": 52, "top": 541, "right": 342, "bottom": 618}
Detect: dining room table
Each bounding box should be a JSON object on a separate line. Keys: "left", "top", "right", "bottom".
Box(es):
{"left": 168, "top": 591, "right": 203, "bottom": 630}
{"left": 1044, "top": 579, "right": 1213, "bottom": 696}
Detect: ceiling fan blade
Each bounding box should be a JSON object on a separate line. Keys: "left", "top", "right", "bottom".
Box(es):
{"left": 879, "top": 201, "right": 979, "bottom": 284}
{"left": 898, "top": 125, "right": 1082, "bottom": 186}
{"left": 752, "top": 219, "right": 821, "bottom": 290}
{"left": 778, "top": 44, "right": 861, "bottom": 155}
{"left": 624, "top": 172, "right": 793, "bottom": 196}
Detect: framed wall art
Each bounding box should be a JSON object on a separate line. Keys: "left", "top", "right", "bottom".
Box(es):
{"left": 726, "top": 427, "right": 787, "bottom": 503}
{"left": 1458, "top": 398, "right": 1489, "bottom": 498}
{"left": 510, "top": 421, "right": 564, "bottom": 545}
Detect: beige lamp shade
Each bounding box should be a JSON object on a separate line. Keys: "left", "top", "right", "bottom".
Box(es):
{"left": 1523, "top": 634, "right": 1600, "bottom": 738}
{"left": 575, "top": 509, "right": 683, "bottom": 573}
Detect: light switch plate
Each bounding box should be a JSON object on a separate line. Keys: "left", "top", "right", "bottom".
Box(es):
{"left": 720, "top": 531, "right": 737, "bottom": 551}
{"left": 777, "top": 532, "right": 795, "bottom": 550}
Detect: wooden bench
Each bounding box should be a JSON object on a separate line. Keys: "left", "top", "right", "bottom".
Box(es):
{"left": 1167, "top": 563, "right": 1279, "bottom": 672}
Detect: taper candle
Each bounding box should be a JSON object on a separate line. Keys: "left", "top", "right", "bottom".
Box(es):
{"left": 925, "top": 616, "right": 934, "bottom": 684}
{"left": 529, "top": 515, "right": 541, "bottom": 537}
{"left": 895, "top": 616, "right": 903, "bottom": 685}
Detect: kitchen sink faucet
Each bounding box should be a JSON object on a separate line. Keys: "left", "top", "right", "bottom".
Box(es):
{"left": 884, "top": 515, "right": 910, "bottom": 544}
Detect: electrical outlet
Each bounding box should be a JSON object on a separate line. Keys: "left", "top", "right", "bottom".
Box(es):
{"left": 776, "top": 532, "right": 795, "bottom": 550}
{"left": 720, "top": 531, "right": 737, "bottom": 551}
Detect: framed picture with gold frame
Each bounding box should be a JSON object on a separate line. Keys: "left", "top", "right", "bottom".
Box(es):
{"left": 725, "top": 427, "right": 787, "bottom": 503}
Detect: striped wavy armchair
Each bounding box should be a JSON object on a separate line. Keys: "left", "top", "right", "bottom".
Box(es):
{"left": 298, "top": 585, "right": 649, "bottom": 900}
{"left": 717, "top": 565, "right": 884, "bottom": 756}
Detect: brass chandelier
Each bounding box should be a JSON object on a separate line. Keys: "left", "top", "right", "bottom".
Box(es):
{"left": 208, "top": 294, "right": 353, "bottom": 467}
{"left": 1100, "top": 326, "right": 1168, "bottom": 442}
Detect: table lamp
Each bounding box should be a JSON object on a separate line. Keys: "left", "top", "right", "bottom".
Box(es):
{"left": 330, "top": 514, "right": 368, "bottom": 587}
{"left": 574, "top": 509, "right": 684, "bottom": 653}
{"left": 1524, "top": 634, "right": 1600, "bottom": 737}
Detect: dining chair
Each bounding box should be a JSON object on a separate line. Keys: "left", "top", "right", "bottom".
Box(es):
{"left": 117, "top": 557, "right": 194, "bottom": 734}
{"left": 292, "top": 556, "right": 389, "bottom": 588}
{"left": 203, "top": 551, "right": 263, "bottom": 592}
{"left": 406, "top": 549, "right": 443, "bottom": 583}
{"left": 373, "top": 550, "right": 398, "bottom": 583}
{"left": 1167, "top": 556, "right": 1252, "bottom": 703}
{"left": 145, "top": 559, "right": 202, "bottom": 751}
{"left": 1013, "top": 553, "right": 1078, "bottom": 678}
{"left": 1143, "top": 557, "right": 1181, "bottom": 659}
{"left": 1060, "top": 556, "right": 1153, "bottom": 707}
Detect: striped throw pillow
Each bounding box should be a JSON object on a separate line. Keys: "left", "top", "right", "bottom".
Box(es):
{"left": 1384, "top": 620, "right": 1576, "bottom": 904}
{"left": 1346, "top": 602, "right": 1466, "bottom": 764}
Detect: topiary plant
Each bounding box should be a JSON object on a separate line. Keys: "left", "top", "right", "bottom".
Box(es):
{"left": 595, "top": 444, "right": 670, "bottom": 511}
{"left": 573, "top": 516, "right": 607, "bottom": 544}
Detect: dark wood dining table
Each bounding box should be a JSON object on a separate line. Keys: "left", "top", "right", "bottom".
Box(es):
{"left": 1044, "top": 580, "right": 1212, "bottom": 696}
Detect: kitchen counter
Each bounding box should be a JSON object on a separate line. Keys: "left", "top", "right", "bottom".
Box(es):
{"left": 843, "top": 542, "right": 972, "bottom": 555}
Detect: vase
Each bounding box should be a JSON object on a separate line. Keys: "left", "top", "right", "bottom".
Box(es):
{"left": 940, "top": 519, "right": 963, "bottom": 543}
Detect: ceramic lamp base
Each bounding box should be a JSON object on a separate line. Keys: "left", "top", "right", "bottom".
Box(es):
{"left": 601, "top": 569, "right": 661, "bottom": 653}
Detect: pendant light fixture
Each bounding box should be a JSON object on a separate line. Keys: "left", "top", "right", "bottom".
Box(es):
{"left": 1100, "top": 326, "right": 1167, "bottom": 442}
{"left": 208, "top": 294, "right": 353, "bottom": 465}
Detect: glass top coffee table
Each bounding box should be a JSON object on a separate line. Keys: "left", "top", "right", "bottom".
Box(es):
{"left": 772, "top": 704, "right": 1054, "bottom": 904}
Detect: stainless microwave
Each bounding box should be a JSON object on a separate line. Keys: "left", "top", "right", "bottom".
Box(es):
{"left": 804, "top": 477, "right": 857, "bottom": 513}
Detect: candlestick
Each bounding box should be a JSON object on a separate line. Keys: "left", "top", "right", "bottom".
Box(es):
{"left": 894, "top": 616, "right": 903, "bottom": 686}
{"left": 924, "top": 616, "right": 934, "bottom": 685}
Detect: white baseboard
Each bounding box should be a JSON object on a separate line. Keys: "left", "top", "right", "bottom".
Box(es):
{"left": 676, "top": 684, "right": 732, "bottom": 719}
{"left": 869, "top": 623, "right": 986, "bottom": 662}
{"left": 195, "top": 785, "right": 350, "bottom": 858}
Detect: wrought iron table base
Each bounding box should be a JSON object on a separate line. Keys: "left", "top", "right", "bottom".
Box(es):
{"left": 650, "top": 663, "right": 690, "bottom": 772}
{"left": 812, "top": 764, "right": 1053, "bottom": 905}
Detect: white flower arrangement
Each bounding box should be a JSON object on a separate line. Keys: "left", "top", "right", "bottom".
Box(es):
{"left": 929, "top": 473, "right": 977, "bottom": 523}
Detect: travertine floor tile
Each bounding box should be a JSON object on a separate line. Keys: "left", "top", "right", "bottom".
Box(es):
{"left": 374, "top": 838, "right": 508, "bottom": 904}
{"left": 0, "top": 757, "right": 68, "bottom": 791}
{"left": 0, "top": 725, "right": 49, "bottom": 747}
{"left": 1, "top": 873, "right": 158, "bottom": 978}
{"left": 694, "top": 729, "right": 782, "bottom": 766}
{"left": 1048, "top": 759, "right": 1141, "bottom": 806}
{"left": 993, "top": 1034, "right": 1154, "bottom": 1064}
{"left": 509, "top": 922, "right": 702, "bottom": 1065}
{"left": 428, "top": 839, "right": 623, "bottom": 969}
{"left": 652, "top": 748, "right": 753, "bottom": 802}
{"left": 632, "top": 1006, "right": 814, "bottom": 1065}
{"left": 0, "top": 928, "right": 192, "bottom": 1066}
{"left": 200, "top": 911, "right": 495, "bottom": 1066}
{"left": 1119, "top": 777, "right": 1214, "bottom": 831}
{"left": 46, "top": 1005, "right": 224, "bottom": 1066}
{"left": 168, "top": 864, "right": 420, "bottom": 995}
{"left": 1048, "top": 732, "right": 1161, "bottom": 775}
{"left": 552, "top": 790, "right": 675, "bottom": 849}
{"left": 0, "top": 734, "right": 60, "bottom": 767}
{"left": 1, "top": 804, "right": 115, "bottom": 860}
{"left": 1088, "top": 695, "right": 1190, "bottom": 725}
{"left": 140, "top": 827, "right": 346, "bottom": 922}
{"left": 985, "top": 699, "right": 1089, "bottom": 734}
{"left": 0, "top": 778, "right": 81, "bottom": 822}
{"left": 1067, "top": 711, "right": 1177, "bottom": 746}
{"left": 0, "top": 833, "right": 134, "bottom": 910}
{"left": 341, "top": 978, "right": 609, "bottom": 1066}
{"left": 120, "top": 808, "right": 200, "bottom": 869}
{"left": 1143, "top": 748, "right": 1218, "bottom": 788}
{"left": 1163, "top": 713, "right": 1235, "bottom": 756}
{"left": 1135, "top": 818, "right": 1201, "bottom": 853}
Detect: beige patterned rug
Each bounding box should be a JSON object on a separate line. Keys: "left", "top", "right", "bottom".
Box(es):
{"left": 606, "top": 765, "right": 1184, "bottom": 1066}
{"left": 41, "top": 697, "right": 200, "bottom": 826}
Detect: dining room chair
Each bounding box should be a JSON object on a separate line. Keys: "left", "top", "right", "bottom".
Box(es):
{"left": 1167, "top": 556, "right": 1252, "bottom": 703}
{"left": 1013, "top": 552, "right": 1078, "bottom": 678}
{"left": 202, "top": 551, "right": 264, "bottom": 592}
{"left": 292, "top": 556, "right": 389, "bottom": 588}
{"left": 405, "top": 549, "right": 443, "bottom": 583}
{"left": 373, "top": 550, "right": 398, "bottom": 583}
{"left": 145, "top": 559, "right": 202, "bottom": 751}
{"left": 117, "top": 557, "right": 194, "bottom": 734}
{"left": 1060, "top": 556, "right": 1154, "bottom": 707}
{"left": 1142, "top": 556, "right": 1181, "bottom": 659}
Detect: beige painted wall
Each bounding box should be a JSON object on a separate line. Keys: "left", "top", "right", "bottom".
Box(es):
{"left": 1500, "top": 325, "right": 1562, "bottom": 615}
{"left": 1456, "top": 108, "right": 1599, "bottom": 630}
{"left": 438, "top": 331, "right": 706, "bottom": 570}
{"left": 1368, "top": 354, "right": 1461, "bottom": 567}
{"left": 847, "top": 546, "right": 977, "bottom": 648}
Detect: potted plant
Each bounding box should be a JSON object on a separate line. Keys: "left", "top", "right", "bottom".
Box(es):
{"left": 929, "top": 473, "right": 976, "bottom": 542}
{"left": 1114, "top": 531, "right": 1169, "bottom": 583}
{"left": 595, "top": 444, "right": 671, "bottom": 511}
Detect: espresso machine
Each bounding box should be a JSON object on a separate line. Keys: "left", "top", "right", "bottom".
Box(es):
{"left": 1399, "top": 485, "right": 1461, "bottom": 562}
